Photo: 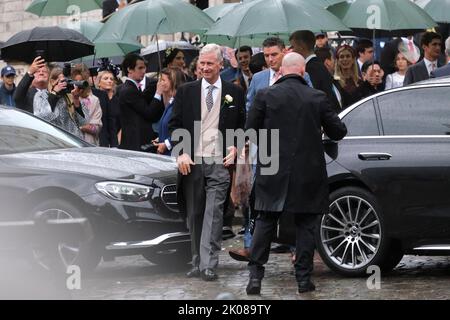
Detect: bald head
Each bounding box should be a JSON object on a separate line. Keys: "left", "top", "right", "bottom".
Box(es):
{"left": 280, "top": 52, "right": 306, "bottom": 77}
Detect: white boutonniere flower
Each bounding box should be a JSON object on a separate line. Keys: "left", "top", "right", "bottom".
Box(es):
{"left": 333, "top": 75, "right": 341, "bottom": 81}
{"left": 225, "top": 94, "right": 233, "bottom": 104}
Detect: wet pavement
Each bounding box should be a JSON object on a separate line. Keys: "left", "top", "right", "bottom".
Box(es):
{"left": 71, "top": 230, "right": 450, "bottom": 300}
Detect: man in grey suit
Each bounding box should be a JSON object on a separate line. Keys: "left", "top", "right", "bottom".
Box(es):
{"left": 431, "top": 36, "right": 450, "bottom": 78}
{"left": 169, "top": 44, "right": 246, "bottom": 281}
{"left": 404, "top": 32, "right": 443, "bottom": 85}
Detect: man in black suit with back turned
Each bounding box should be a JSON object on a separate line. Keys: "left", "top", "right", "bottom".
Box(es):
{"left": 404, "top": 31, "right": 443, "bottom": 85}
{"left": 169, "top": 44, "right": 246, "bottom": 281}
{"left": 289, "top": 30, "right": 340, "bottom": 113}
{"left": 245, "top": 52, "right": 347, "bottom": 295}
{"left": 119, "top": 53, "right": 164, "bottom": 151}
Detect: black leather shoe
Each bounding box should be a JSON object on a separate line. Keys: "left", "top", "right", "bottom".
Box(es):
{"left": 201, "top": 269, "right": 218, "bottom": 281}
{"left": 298, "top": 280, "right": 316, "bottom": 293}
{"left": 246, "top": 278, "right": 261, "bottom": 295}
{"left": 186, "top": 267, "right": 200, "bottom": 278}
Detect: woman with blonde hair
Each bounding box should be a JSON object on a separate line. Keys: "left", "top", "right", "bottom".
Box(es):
{"left": 95, "top": 67, "right": 121, "bottom": 147}
{"left": 335, "top": 45, "right": 364, "bottom": 108}
{"left": 71, "top": 64, "right": 103, "bottom": 145}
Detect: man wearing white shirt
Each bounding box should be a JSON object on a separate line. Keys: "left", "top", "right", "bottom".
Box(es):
{"left": 356, "top": 39, "right": 374, "bottom": 78}
{"left": 431, "top": 36, "right": 450, "bottom": 78}
{"left": 404, "top": 31, "right": 443, "bottom": 85}
{"left": 169, "top": 44, "right": 246, "bottom": 281}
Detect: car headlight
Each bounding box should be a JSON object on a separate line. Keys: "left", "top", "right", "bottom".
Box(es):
{"left": 95, "top": 182, "right": 153, "bottom": 202}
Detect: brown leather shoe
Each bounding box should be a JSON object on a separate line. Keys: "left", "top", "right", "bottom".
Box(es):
{"left": 228, "top": 248, "right": 250, "bottom": 262}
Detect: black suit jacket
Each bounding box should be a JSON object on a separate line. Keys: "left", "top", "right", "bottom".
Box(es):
{"left": 306, "top": 57, "right": 340, "bottom": 113}
{"left": 13, "top": 73, "right": 37, "bottom": 113}
{"left": 119, "top": 80, "right": 164, "bottom": 151}
{"left": 403, "top": 59, "right": 443, "bottom": 85}
{"left": 92, "top": 88, "right": 119, "bottom": 147}
{"left": 246, "top": 74, "right": 347, "bottom": 214}
{"left": 169, "top": 78, "right": 246, "bottom": 158}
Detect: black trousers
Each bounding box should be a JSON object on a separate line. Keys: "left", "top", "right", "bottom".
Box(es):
{"left": 248, "top": 211, "right": 319, "bottom": 283}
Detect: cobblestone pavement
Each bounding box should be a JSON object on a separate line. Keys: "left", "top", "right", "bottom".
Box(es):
{"left": 71, "top": 230, "right": 450, "bottom": 300}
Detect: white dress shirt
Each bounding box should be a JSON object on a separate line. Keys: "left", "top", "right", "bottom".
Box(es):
{"left": 423, "top": 58, "right": 438, "bottom": 76}
{"left": 202, "top": 77, "right": 222, "bottom": 106}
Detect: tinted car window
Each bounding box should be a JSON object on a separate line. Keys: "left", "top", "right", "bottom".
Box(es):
{"left": 378, "top": 87, "right": 450, "bottom": 135}
{"left": 341, "top": 99, "right": 379, "bottom": 136}
{"left": 0, "top": 108, "right": 86, "bottom": 155}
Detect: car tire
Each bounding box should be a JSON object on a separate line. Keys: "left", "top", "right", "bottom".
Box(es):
{"left": 316, "top": 186, "right": 401, "bottom": 277}
{"left": 29, "top": 199, "right": 101, "bottom": 273}
{"left": 143, "top": 244, "right": 191, "bottom": 267}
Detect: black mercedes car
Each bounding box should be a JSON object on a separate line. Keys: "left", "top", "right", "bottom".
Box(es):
{"left": 279, "top": 76, "right": 450, "bottom": 276}
{"left": 0, "top": 106, "right": 190, "bottom": 271}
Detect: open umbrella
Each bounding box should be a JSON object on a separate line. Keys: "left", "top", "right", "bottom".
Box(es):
{"left": 0, "top": 26, "right": 94, "bottom": 64}
{"left": 95, "top": 0, "right": 213, "bottom": 71}
{"left": 414, "top": 0, "right": 450, "bottom": 24}
{"left": 327, "top": 0, "right": 437, "bottom": 38}
{"left": 95, "top": 0, "right": 213, "bottom": 42}
{"left": 73, "top": 21, "right": 142, "bottom": 59}
{"left": 141, "top": 40, "right": 199, "bottom": 72}
{"left": 26, "top": 0, "right": 102, "bottom": 17}
{"left": 205, "top": 0, "right": 349, "bottom": 40}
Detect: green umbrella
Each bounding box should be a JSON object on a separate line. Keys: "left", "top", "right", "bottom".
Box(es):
{"left": 73, "top": 21, "right": 142, "bottom": 59}
{"left": 327, "top": 0, "right": 437, "bottom": 37}
{"left": 204, "top": 0, "right": 345, "bottom": 21}
{"left": 205, "top": 0, "right": 349, "bottom": 39}
{"left": 415, "top": 0, "right": 450, "bottom": 24}
{"left": 26, "top": 0, "right": 102, "bottom": 17}
{"left": 204, "top": 3, "right": 242, "bottom": 22}
{"left": 95, "top": 0, "right": 213, "bottom": 43}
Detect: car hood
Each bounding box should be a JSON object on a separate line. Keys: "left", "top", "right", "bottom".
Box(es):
{"left": 0, "top": 147, "right": 178, "bottom": 180}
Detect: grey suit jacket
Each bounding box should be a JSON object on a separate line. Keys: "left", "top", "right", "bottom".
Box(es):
{"left": 430, "top": 63, "right": 450, "bottom": 78}
{"left": 403, "top": 60, "right": 429, "bottom": 86}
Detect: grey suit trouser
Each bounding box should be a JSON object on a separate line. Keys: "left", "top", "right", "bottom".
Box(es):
{"left": 182, "top": 160, "right": 230, "bottom": 271}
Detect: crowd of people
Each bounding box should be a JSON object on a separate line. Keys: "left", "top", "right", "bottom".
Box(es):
{"left": 1, "top": 27, "right": 449, "bottom": 295}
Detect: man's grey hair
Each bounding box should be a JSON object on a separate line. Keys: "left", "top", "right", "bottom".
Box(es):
{"left": 446, "top": 36, "right": 450, "bottom": 57}
{"left": 200, "top": 43, "right": 223, "bottom": 63}
{"left": 282, "top": 52, "right": 305, "bottom": 68}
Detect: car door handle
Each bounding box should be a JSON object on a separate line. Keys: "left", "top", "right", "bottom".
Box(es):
{"left": 358, "top": 152, "right": 392, "bottom": 161}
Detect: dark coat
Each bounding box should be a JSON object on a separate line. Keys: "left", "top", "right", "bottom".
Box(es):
{"left": 168, "top": 78, "right": 246, "bottom": 216}
{"left": 403, "top": 59, "right": 443, "bottom": 85}
{"left": 13, "top": 73, "right": 37, "bottom": 112}
{"left": 0, "top": 84, "right": 16, "bottom": 107}
{"left": 118, "top": 80, "right": 164, "bottom": 151}
{"left": 246, "top": 74, "right": 347, "bottom": 214}
{"left": 306, "top": 56, "right": 341, "bottom": 113}
{"left": 403, "top": 60, "right": 429, "bottom": 85}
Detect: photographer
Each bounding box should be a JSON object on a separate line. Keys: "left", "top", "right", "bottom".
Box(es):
{"left": 44, "top": 67, "right": 88, "bottom": 139}
{"left": 71, "top": 64, "right": 103, "bottom": 145}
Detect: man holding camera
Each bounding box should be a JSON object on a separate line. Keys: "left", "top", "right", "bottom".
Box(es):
{"left": 14, "top": 56, "right": 88, "bottom": 139}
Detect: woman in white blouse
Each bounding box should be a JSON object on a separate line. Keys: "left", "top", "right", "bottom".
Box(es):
{"left": 385, "top": 52, "right": 411, "bottom": 90}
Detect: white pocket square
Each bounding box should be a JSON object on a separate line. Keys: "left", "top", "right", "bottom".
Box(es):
{"left": 228, "top": 105, "right": 236, "bottom": 109}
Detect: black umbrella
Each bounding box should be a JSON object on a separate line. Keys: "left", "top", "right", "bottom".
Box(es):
{"left": 0, "top": 26, "right": 94, "bottom": 64}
